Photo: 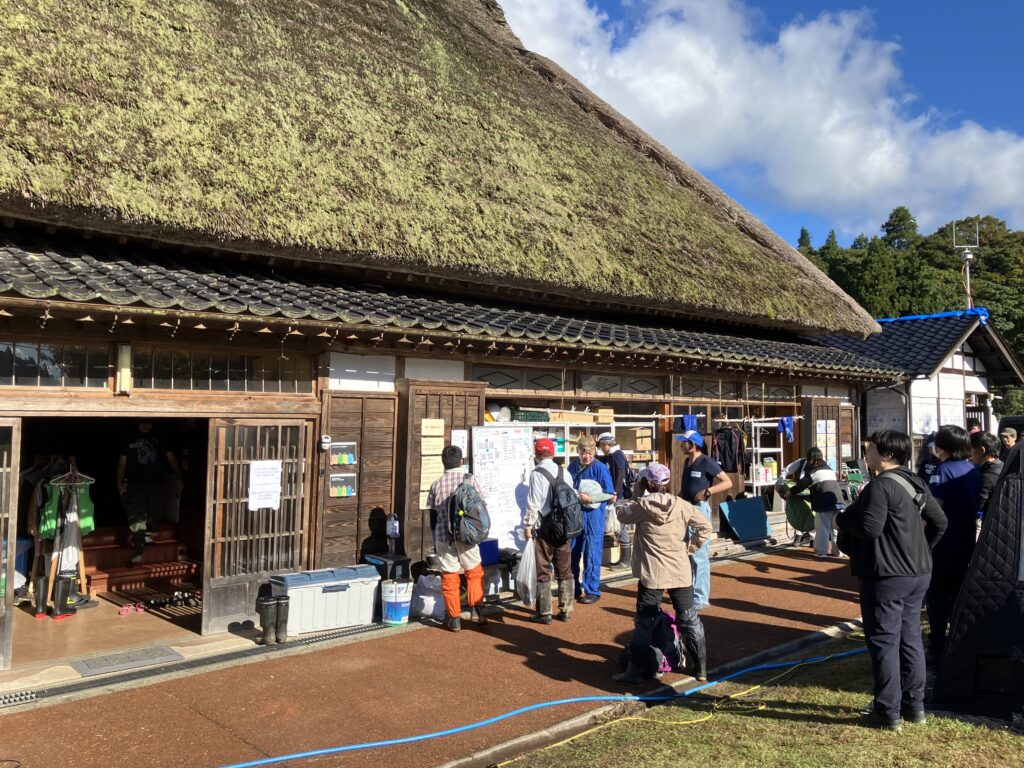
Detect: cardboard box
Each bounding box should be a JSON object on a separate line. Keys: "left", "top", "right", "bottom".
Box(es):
{"left": 635, "top": 437, "right": 653, "bottom": 451}
{"left": 615, "top": 428, "right": 638, "bottom": 451}
{"left": 636, "top": 427, "right": 653, "bottom": 438}
{"left": 596, "top": 408, "right": 615, "bottom": 421}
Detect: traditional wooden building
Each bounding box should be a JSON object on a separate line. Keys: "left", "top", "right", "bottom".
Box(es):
{"left": 0, "top": 0, "right": 897, "bottom": 669}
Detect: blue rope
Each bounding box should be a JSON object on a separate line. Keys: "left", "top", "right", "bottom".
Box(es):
{"left": 220, "top": 647, "right": 866, "bottom": 768}
{"left": 876, "top": 307, "right": 989, "bottom": 325}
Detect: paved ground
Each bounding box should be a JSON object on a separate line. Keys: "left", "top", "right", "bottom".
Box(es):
{"left": 0, "top": 549, "right": 861, "bottom": 768}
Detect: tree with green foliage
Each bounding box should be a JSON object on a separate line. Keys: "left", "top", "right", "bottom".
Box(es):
{"left": 881, "top": 206, "right": 920, "bottom": 250}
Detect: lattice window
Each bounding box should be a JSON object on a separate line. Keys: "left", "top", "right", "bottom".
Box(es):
{"left": 0, "top": 341, "right": 109, "bottom": 388}
{"left": 624, "top": 376, "right": 663, "bottom": 396}
{"left": 472, "top": 366, "right": 523, "bottom": 389}
{"left": 678, "top": 379, "right": 719, "bottom": 399}
{"left": 769, "top": 385, "right": 796, "bottom": 400}
{"left": 133, "top": 347, "right": 313, "bottom": 393}
{"left": 747, "top": 383, "right": 766, "bottom": 400}
{"left": 524, "top": 369, "right": 564, "bottom": 391}
{"left": 721, "top": 381, "right": 740, "bottom": 400}
{"left": 580, "top": 373, "right": 623, "bottom": 393}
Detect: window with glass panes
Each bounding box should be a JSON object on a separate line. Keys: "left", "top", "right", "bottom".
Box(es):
{"left": 0, "top": 341, "right": 109, "bottom": 387}
{"left": 131, "top": 347, "right": 313, "bottom": 393}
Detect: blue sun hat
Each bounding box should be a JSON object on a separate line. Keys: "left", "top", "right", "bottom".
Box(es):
{"left": 578, "top": 478, "right": 614, "bottom": 506}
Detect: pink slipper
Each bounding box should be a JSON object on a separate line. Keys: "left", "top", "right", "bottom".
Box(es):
{"left": 118, "top": 605, "right": 133, "bottom": 617}
{"left": 135, "top": 602, "right": 146, "bottom": 613}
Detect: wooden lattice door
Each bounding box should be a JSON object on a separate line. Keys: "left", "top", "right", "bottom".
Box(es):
{"left": 203, "top": 419, "right": 313, "bottom": 634}
{"left": 0, "top": 419, "right": 21, "bottom": 670}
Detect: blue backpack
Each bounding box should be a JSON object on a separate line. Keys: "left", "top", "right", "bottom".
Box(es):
{"left": 447, "top": 475, "right": 490, "bottom": 546}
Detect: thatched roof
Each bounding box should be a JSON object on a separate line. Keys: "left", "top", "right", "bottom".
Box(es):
{"left": 0, "top": 0, "right": 877, "bottom": 336}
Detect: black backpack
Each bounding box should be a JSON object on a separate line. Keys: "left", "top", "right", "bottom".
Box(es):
{"left": 536, "top": 466, "right": 583, "bottom": 544}
{"left": 622, "top": 465, "right": 639, "bottom": 499}
{"left": 447, "top": 475, "right": 490, "bottom": 546}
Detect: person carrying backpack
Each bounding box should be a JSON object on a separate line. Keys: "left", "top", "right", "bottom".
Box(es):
{"left": 598, "top": 432, "right": 635, "bottom": 571}
{"left": 613, "top": 462, "right": 714, "bottom": 684}
{"left": 523, "top": 438, "right": 580, "bottom": 624}
{"left": 426, "top": 445, "right": 487, "bottom": 632}
{"left": 836, "top": 430, "right": 947, "bottom": 730}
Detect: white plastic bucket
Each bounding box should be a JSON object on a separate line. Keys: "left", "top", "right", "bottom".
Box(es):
{"left": 381, "top": 579, "right": 414, "bottom": 625}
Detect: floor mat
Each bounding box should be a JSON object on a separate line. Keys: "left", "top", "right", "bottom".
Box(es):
{"left": 70, "top": 646, "right": 185, "bottom": 677}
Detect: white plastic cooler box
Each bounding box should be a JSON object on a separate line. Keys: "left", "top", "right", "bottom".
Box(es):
{"left": 270, "top": 565, "right": 380, "bottom": 637}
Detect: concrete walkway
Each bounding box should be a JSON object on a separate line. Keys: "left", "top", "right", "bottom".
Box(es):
{"left": 0, "top": 549, "right": 861, "bottom": 768}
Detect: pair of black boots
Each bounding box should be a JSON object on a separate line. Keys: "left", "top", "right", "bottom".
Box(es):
{"left": 34, "top": 575, "right": 79, "bottom": 620}
{"left": 255, "top": 595, "right": 291, "bottom": 645}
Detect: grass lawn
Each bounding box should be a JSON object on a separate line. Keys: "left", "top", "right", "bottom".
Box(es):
{"left": 502, "top": 638, "right": 1024, "bottom": 768}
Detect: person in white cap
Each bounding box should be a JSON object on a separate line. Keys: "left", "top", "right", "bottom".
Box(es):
{"left": 598, "top": 432, "right": 633, "bottom": 571}
{"left": 613, "top": 462, "right": 714, "bottom": 684}
{"left": 675, "top": 430, "right": 730, "bottom": 609}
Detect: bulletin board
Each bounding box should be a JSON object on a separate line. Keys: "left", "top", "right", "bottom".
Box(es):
{"left": 472, "top": 426, "right": 535, "bottom": 550}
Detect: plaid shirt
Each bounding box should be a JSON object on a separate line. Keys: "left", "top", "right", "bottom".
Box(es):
{"left": 427, "top": 468, "right": 482, "bottom": 544}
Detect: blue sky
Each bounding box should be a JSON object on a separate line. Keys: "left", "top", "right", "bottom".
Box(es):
{"left": 501, "top": 1, "right": 1024, "bottom": 249}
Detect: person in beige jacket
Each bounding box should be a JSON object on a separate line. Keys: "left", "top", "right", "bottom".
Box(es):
{"left": 613, "top": 462, "right": 714, "bottom": 684}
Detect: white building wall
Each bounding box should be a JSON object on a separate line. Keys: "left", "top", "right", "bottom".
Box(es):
{"left": 404, "top": 358, "right": 465, "bottom": 381}
{"left": 328, "top": 353, "right": 397, "bottom": 392}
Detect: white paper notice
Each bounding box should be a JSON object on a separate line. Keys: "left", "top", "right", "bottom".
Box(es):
{"left": 451, "top": 429, "right": 469, "bottom": 456}
{"left": 248, "top": 460, "right": 283, "bottom": 511}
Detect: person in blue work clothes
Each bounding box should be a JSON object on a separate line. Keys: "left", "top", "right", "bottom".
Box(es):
{"left": 676, "top": 430, "right": 731, "bottom": 610}
{"left": 567, "top": 435, "right": 616, "bottom": 604}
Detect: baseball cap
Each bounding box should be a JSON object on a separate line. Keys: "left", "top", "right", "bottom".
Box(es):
{"left": 640, "top": 462, "right": 671, "bottom": 485}
{"left": 1000, "top": 427, "right": 1017, "bottom": 438}
{"left": 534, "top": 438, "right": 556, "bottom": 455}
{"left": 674, "top": 429, "right": 704, "bottom": 448}
{"left": 597, "top": 432, "right": 615, "bottom": 445}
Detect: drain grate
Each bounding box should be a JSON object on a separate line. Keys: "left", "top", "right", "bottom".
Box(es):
{"left": 0, "top": 690, "right": 38, "bottom": 708}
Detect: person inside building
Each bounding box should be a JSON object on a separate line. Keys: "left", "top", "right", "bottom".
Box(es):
{"left": 925, "top": 424, "right": 981, "bottom": 664}
{"left": 426, "top": 445, "right": 487, "bottom": 632}
{"left": 780, "top": 448, "right": 844, "bottom": 558}
{"left": 597, "top": 432, "right": 632, "bottom": 571}
{"left": 998, "top": 426, "right": 1017, "bottom": 461}
{"left": 969, "top": 431, "right": 1003, "bottom": 519}
{"left": 675, "top": 430, "right": 729, "bottom": 610}
{"left": 117, "top": 419, "right": 182, "bottom": 565}
{"left": 965, "top": 418, "right": 982, "bottom": 434}
{"left": 567, "top": 436, "right": 615, "bottom": 604}
{"left": 613, "top": 462, "right": 714, "bottom": 684}
{"left": 523, "top": 438, "right": 576, "bottom": 624}
{"left": 836, "top": 430, "right": 946, "bottom": 730}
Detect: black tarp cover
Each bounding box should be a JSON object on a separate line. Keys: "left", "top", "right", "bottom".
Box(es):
{"left": 931, "top": 443, "right": 1024, "bottom": 721}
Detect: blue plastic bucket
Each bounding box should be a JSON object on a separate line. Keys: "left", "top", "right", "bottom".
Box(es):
{"left": 381, "top": 579, "right": 413, "bottom": 625}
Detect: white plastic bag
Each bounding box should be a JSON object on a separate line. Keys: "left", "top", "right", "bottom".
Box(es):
{"left": 516, "top": 543, "right": 538, "bottom": 607}
{"left": 410, "top": 574, "right": 445, "bottom": 620}
{"left": 605, "top": 504, "right": 621, "bottom": 535}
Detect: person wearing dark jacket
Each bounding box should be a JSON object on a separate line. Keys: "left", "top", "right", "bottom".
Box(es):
{"left": 925, "top": 425, "right": 981, "bottom": 663}
{"left": 969, "top": 431, "right": 1002, "bottom": 519}
{"left": 837, "top": 430, "right": 947, "bottom": 731}
{"left": 783, "top": 448, "right": 843, "bottom": 558}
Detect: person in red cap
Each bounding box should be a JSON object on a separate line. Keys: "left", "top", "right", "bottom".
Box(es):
{"left": 522, "top": 437, "right": 576, "bottom": 624}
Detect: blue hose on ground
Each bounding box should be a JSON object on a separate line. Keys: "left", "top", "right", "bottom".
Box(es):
{"left": 221, "top": 647, "right": 866, "bottom": 768}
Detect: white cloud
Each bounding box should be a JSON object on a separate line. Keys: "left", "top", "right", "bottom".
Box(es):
{"left": 499, "top": 0, "right": 1024, "bottom": 234}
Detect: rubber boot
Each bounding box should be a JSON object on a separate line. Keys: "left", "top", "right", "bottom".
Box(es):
{"left": 557, "top": 578, "right": 575, "bottom": 622}
{"left": 256, "top": 595, "right": 278, "bottom": 645}
{"left": 274, "top": 596, "right": 290, "bottom": 642}
{"left": 611, "top": 543, "right": 632, "bottom": 571}
{"left": 532, "top": 582, "right": 553, "bottom": 624}
{"left": 34, "top": 575, "right": 49, "bottom": 619}
{"left": 613, "top": 659, "right": 646, "bottom": 685}
{"left": 51, "top": 576, "right": 77, "bottom": 621}
{"left": 677, "top": 609, "right": 707, "bottom": 682}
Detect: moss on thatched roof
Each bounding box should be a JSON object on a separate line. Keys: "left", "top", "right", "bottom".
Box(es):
{"left": 0, "top": 0, "right": 877, "bottom": 336}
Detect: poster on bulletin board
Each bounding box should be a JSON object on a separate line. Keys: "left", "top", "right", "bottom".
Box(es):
{"left": 472, "top": 426, "right": 535, "bottom": 550}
